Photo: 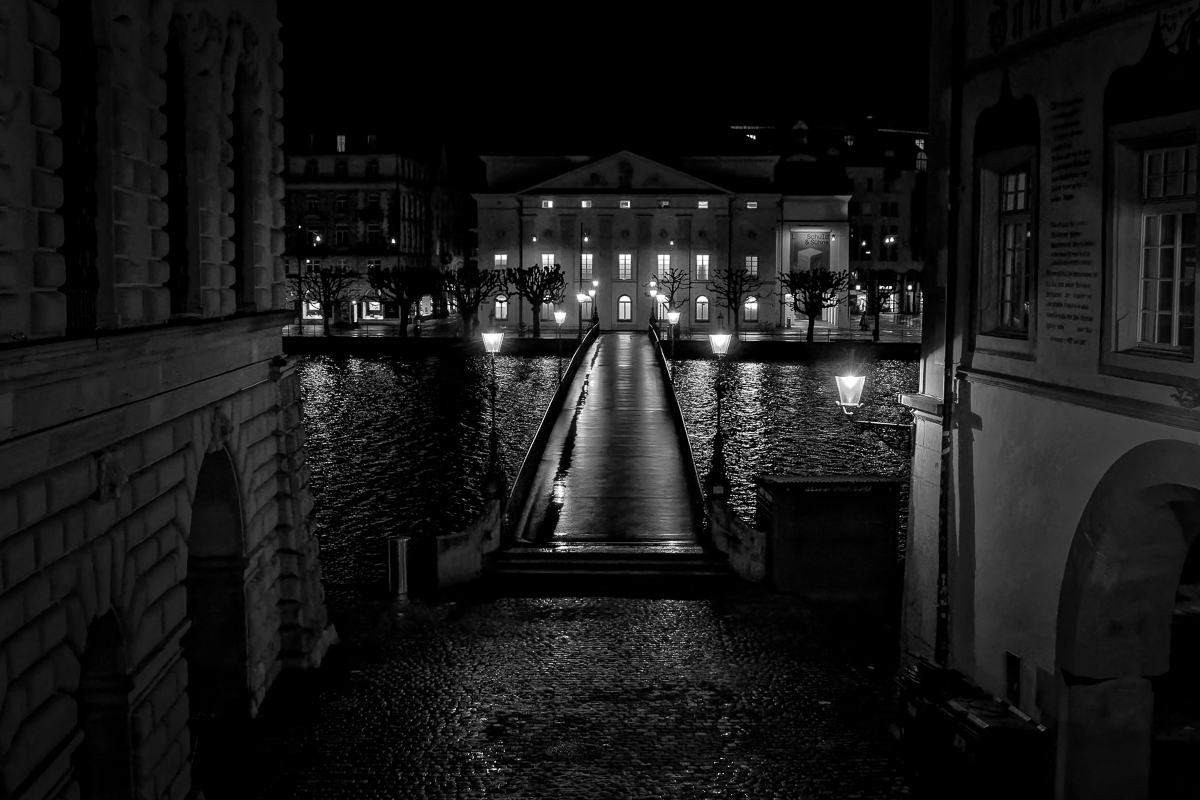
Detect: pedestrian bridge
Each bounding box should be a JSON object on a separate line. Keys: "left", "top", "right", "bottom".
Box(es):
{"left": 491, "top": 332, "right": 729, "bottom": 590}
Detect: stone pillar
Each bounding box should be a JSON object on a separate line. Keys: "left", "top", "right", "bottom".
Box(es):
{"left": 1059, "top": 676, "right": 1153, "bottom": 800}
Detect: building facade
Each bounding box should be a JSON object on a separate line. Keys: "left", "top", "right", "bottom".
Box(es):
{"left": 909, "top": 2, "right": 1200, "bottom": 797}
{"left": 475, "top": 150, "right": 853, "bottom": 335}
{"left": 283, "top": 132, "right": 473, "bottom": 324}
{"left": 0, "top": 2, "right": 334, "bottom": 797}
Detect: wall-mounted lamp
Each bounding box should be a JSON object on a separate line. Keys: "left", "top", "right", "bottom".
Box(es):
{"left": 834, "top": 375, "right": 911, "bottom": 432}
{"left": 532, "top": 236, "right": 537, "bottom": 242}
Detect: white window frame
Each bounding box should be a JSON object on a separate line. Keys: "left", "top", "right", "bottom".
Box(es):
{"left": 696, "top": 254, "right": 710, "bottom": 282}
{"left": 620, "top": 200, "right": 631, "bottom": 209}
{"left": 1104, "top": 112, "right": 1199, "bottom": 383}
{"left": 617, "top": 294, "right": 632, "bottom": 322}
{"left": 747, "top": 201, "right": 758, "bottom": 209}
{"left": 695, "top": 295, "right": 710, "bottom": 322}
{"left": 658, "top": 200, "right": 670, "bottom": 208}
{"left": 581, "top": 200, "right": 592, "bottom": 208}
{"left": 744, "top": 296, "right": 759, "bottom": 322}
{"left": 494, "top": 254, "right": 508, "bottom": 269}
{"left": 657, "top": 254, "right": 670, "bottom": 277}
{"left": 495, "top": 295, "right": 509, "bottom": 321}
{"left": 542, "top": 200, "right": 554, "bottom": 208}
{"left": 745, "top": 255, "right": 758, "bottom": 277}
{"left": 581, "top": 253, "right": 593, "bottom": 280}
{"left": 698, "top": 200, "right": 709, "bottom": 209}
{"left": 541, "top": 253, "right": 556, "bottom": 268}
{"left": 303, "top": 301, "right": 322, "bottom": 319}
{"left": 618, "top": 253, "right": 632, "bottom": 281}
{"left": 336, "top": 134, "right": 346, "bottom": 153}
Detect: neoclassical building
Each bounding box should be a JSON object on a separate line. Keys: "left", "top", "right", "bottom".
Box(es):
{"left": 908, "top": 2, "right": 1200, "bottom": 797}
{"left": 475, "top": 150, "right": 853, "bottom": 334}
{"left": 0, "top": 2, "right": 334, "bottom": 798}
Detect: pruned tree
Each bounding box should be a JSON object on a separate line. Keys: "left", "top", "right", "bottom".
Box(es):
{"left": 442, "top": 262, "right": 507, "bottom": 339}
{"left": 779, "top": 267, "right": 851, "bottom": 342}
{"left": 860, "top": 269, "right": 897, "bottom": 342}
{"left": 706, "top": 262, "right": 767, "bottom": 335}
{"left": 291, "top": 265, "right": 359, "bottom": 336}
{"left": 505, "top": 262, "right": 567, "bottom": 337}
{"left": 655, "top": 267, "right": 691, "bottom": 317}
{"left": 366, "top": 264, "right": 440, "bottom": 336}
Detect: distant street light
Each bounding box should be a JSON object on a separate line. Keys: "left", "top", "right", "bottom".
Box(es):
{"left": 482, "top": 331, "right": 505, "bottom": 471}
{"left": 554, "top": 309, "right": 566, "bottom": 381}
{"left": 576, "top": 292, "right": 590, "bottom": 339}
{"left": 707, "top": 324, "right": 732, "bottom": 497}
{"left": 666, "top": 309, "right": 681, "bottom": 360}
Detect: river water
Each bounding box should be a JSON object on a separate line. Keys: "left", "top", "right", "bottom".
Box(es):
{"left": 297, "top": 352, "right": 919, "bottom": 588}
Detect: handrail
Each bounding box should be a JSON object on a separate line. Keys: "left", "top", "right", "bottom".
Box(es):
{"left": 647, "top": 324, "right": 708, "bottom": 541}
{"left": 503, "top": 324, "right": 600, "bottom": 543}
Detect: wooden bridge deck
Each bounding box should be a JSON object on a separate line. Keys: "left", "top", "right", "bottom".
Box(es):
{"left": 512, "top": 333, "right": 702, "bottom": 546}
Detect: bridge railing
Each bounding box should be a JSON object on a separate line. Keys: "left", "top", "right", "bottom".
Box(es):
{"left": 503, "top": 323, "right": 601, "bottom": 545}
{"left": 648, "top": 324, "right": 708, "bottom": 542}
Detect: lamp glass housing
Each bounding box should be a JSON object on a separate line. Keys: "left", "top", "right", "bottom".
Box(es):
{"left": 482, "top": 332, "right": 505, "bottom": 354}
{"left": 836, "top": 375, "right": 866, "bottom": 409}
{"left": 554, "top": 310, "right": 566, "bottom": 324}
{"left": 667, "top": 311, "right": 680, "bottom": 324}
{"left": 708, "top": 333, "right": 732, "bottom": 356}
{"left": 576, "top": 293, "right": 589, "bottom": 303}
{"left": 588, "top": 289, "right": 596, "bottom": 298}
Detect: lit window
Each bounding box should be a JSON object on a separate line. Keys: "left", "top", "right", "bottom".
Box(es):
{"left": 696, "top": 295, "right": 710, "bottom": 322}
{"left": 995, "top": 166, "right": 1033, "bottom": 333}
{"left": 541, "top": 253, "right": 556, "bottom": 268}
{"left": 303, "top": 301, "right": 322, "bottom": 319}
{"left": 744, "top": 296, "right": 759, "bottom": 322}
{"left": 845, "top": 135, "right": 855, "bottom": 146}
{"left": 747, "top": 134, "right": 757, "bottom": 140}
{"left": 366, "top": 258, "right": 382, "bottom": 271}
{"left": 620, "top": 200, "right": 631, "bottom": 209}
{"left": 657, "top": 254, "right": 670, "bottom": 277}
{"left": 542, "top": 200, "right": 554, "bottom": 208}
{"left": 618, "top": 253, "right": 632, "bottom": 280}
{"left": 1136, "top": 146, "right": 1196, "bottom": 349}
{"left": 617, "top": 294, "right": 632, "bottom": 322}
{"left": 495, "top": 295, "right": 509, "bottom": 320}
{"left": 698, "top": 201, "right": 709, "bottom": 209}
{"left": 917, "top": 152, "right": 928, "bottom": 172}
{"left": 747, "top": 201, "right": 758, "bottom": 209}
{"left": 658, "top": 200, "right": 670, "bottom": 208}
{"left": 696, "top": 254, "right": 710, "bottom": 282}
{"left": 915, "top": 137, "right": 925, "bottom": 150}
{"left": 494, "top": 254, "right": 508, "bottom": 269}
{"left": 581, "top": 253, "right": 593, "bottom": 280}
{"left": 745, "top": 255, "right": 758, "bottom": 277}
{"left": 581, "top": 200, "right": 592, "bottom": 208}
{"left": 336, "top": 134, "right": 346, "bottom": 153}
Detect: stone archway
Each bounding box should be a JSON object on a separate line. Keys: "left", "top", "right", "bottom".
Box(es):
{"left": 185, "top": 447, "right": 249, "bottom": 720}
{"left": 1055, "top": 440, "right": 1200, "bottom": 800}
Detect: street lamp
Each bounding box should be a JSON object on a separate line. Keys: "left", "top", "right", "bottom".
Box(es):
{"left": 706, "top": 328, "right": 733, "bottom": 498}
{"left": 666, "top": 309, "right": 680, "bottom": 360}
{"left": 554, "top": 309, "right": 566, "bottom": 381}
{"left": 482, "top": 331, "right": 505, "bottom": 471}
{"left": 576, "top": 291, "right": 590, "bottom": 339}
{"left": 834, "top": 374, "right": 912, "bottom": 431}
{"left": 589, "top": 281, "right": 599, "bottom": 326}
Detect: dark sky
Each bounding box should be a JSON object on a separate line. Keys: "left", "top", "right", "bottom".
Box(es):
{"left": 278, "top": 3, "right": 932, "bottom": 150}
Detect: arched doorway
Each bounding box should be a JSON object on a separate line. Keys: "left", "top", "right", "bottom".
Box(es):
{"left": 1055, "top": 440, "right": 1200, "bottom": 799}
{"left": 185, "top": 448, "right": 249, "bottom": 719}
{"left": 73, "top": 613, "right": 133, "bottom": 799}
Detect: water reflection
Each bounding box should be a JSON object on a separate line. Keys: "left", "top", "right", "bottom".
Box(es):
{"left": 672, "top": 359, "right": 919, "bottom": 523}
{"left": 298, "top": 354, "right": 559, "bottom": 587}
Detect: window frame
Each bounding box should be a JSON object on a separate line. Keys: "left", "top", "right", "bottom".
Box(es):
{"left": 617, "top": 294, "right": 632, "bottom": 322}
{"left": 695, "top": 295, "right": 710, "bottom": 322}
{"left": 620, "top": 200, "right": 631, "bottom": 209}
{"left": 495, "top": 294, "right": 509, "bottom": 321}
{"left": 334, "top": 225, "right": 349, "bottom": 246}
{"left": 743, "top": 296, "right": 759, "bottom": 322}
{"left": 541, "top": 253, "right": 556, "bottom": 269}
{"left": 581, "top": 253, "right": 594, "bottom": 280}
{"left": 696, "top": 254, "right": 710, "bottom": 282}
{"left": 745, "top": 255, "right": 758, "bottom": 277}
{"left": 657, "top": 254, "right": 670, "bottom": 277}
{"left": 974, "top": 144, "right": 1038, "bottom": 359}
{"left": 494, "top": 254, "right": 508, "bottom": 269}
{"left": 618, "top": 253, "right": 632, "bottom": 281}
{"left": 1102, "top": 112, "right": 1199, "bottom": 383}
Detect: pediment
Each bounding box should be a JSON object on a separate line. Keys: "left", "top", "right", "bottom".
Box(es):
{"left": 519, "top": 151, "right": 731, "bottom": 194}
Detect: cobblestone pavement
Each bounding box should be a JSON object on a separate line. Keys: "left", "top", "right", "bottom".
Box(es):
{"left": 196, "top": 588, "right": 916, "bottom": 799}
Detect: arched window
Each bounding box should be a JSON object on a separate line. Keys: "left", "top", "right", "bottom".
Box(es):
{"left": 743, "top": 296, "right": 759, "bottom": 322}
{"left": 696, "top": 295, "right": 710, "bottom": 322}
{"left": 495, "top": 294, "right": 508, "bottom": 321}
{"left": 617, "top": 294, "right": 632, "bottom": 322}
{"left": 916, "top": 151, "right": 928, "bottom": 172}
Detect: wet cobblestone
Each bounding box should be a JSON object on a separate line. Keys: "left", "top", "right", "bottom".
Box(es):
{"left": 199, "top": 589, "right": 915, "bottom": 799}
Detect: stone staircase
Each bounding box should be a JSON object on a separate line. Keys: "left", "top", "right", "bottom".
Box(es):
{"left": 485, "top": 543, "right": 737, "bottom": 596}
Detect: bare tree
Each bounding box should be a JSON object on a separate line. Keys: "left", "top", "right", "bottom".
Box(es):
{"left": 779, "top": 267, "right": 850, "bottom": 342}
{"left": 290, "top": 265, "right": 359, "bottom": 336}
{"left": 505, "top": 262, "right": 567, "bottom": 337}
{"left": 860, "top": 269, "right": 896, "bottom": 342}
{"left": 655, "top": 267, "right": 691, "bottom": 314}
{"left": 706, "top": 262, "right": 767, "bottom": 335}
{"left": 366, "top": 264, "right": 440, "bottom": 336}
{"left": 442, "top": 262, "right": 507, "bottom": 339}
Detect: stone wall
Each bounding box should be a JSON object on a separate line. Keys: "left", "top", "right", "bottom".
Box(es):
{"left": 0, "top": 2, "right": 333, "bottom": 798}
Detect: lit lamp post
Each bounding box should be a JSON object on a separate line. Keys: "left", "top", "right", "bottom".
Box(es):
{"left": 576, "top": 292, "right": 589, "bottom": 339}
{"left": 554, "top": 309, "right": 566, "bottom": 381}
{"left": 647, "top": 278, "right": 659, "bottom": 327}
{"left": 589, "top": 282, "right": 598, "bottom": 327}
{"left": 482, "top": 331, "right": 505, "bottom": 476}
{"left": 834, "top": 374, "right": 912, "bottom": 432}
{"left": 666, "top": 309, "right": 680, "bottom": 360}
{"left": 705, "top": 329, "right": 733, "bottom": 499}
